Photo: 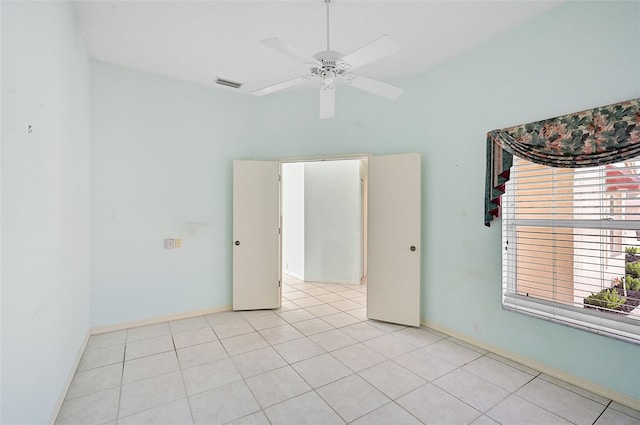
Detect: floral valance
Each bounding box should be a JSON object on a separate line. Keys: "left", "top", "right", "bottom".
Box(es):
{"left": 485, "top": 98, "right": 640, "bottom": 226}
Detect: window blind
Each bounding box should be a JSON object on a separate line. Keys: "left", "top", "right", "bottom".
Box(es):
{"left": 502, "top": 157, "right": 640, "bottom": 343}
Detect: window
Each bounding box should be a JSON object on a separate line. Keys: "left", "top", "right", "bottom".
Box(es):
{"left": 502, "top": 157, "right": 640, "bottom": 343}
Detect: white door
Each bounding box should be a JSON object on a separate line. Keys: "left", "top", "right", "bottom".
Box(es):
{"left": 232, "top": 160, "right": 281, "bottom": 310}
{"left": 367, "top": 153, "right": 421, "bottom": 326}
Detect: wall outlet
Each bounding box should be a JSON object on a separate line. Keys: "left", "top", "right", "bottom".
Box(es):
{"left": 175, "top": 238, "right": 182, "bottom": 248}
{"left": 164, "top": 238, "right": 175, "bottom": 249}
{"left": 473, "top": 321, "right": 481, "bottom": 334}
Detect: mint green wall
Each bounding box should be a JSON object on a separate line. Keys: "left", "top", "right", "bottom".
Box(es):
{"left": 1, "top": 2, "right": 91, "bottom": 424}
{"left": 90, "top": 63, "right": 258, "bottom": 325}
{"left": 412, "top": 1, "right": 640, "bottom": 399}
{"left": 90, "top": 1, "right": 640, "bottom": 399}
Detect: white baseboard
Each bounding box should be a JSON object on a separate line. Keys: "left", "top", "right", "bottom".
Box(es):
{"left": 421, "top": 319, "right": 640, "bottom": 411}
{"left": 48, "top": 329, "right": 91, "bottom": 425}
{"left": 91, "top": 305, "right": 232, "bottom": 335}
{"left": 305, "top": 277, "right": 360, "bottom": 285}
{"left": 283, "top": 271, "right": 305, "bottom": 281}
{"left": 282, "top": 272, "right": 361, "bottom": 286}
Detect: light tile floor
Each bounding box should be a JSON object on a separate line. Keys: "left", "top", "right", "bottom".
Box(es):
{"left": 56, "top": 275, "right": 640, "bottom": 425}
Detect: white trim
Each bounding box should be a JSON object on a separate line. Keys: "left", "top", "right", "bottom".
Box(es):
{"left": 282, "top": 272, "right": 360, "bottom": 286}
{"left": 90, "top": 306, "right": 231, "bottom": 335}
{"left": 421, "top": 319, "right": 640, "bottom": 411}
{"left": 279, "top": 153, "right": 372, "bottom": 163}
{"left": 503, "top": 293, "right": 640, "bottom": 344}
{"left": 512, "top": 218, "right": 640, "bottom": 231}
{"left": 47, "top": 330, "right": 91, "bottom": 425}
{"left": 304, "top": 277, "right": 361, "bottom": 286}
{"left": 283, "top": 270, "right": 305, "bottom": 281}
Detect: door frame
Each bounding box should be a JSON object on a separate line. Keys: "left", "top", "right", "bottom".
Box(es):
{"left": 279, "top": 153, "right": 371, "bottom": 288}
{"left": 232, "top": 152, "right": 421, "bottom": 324}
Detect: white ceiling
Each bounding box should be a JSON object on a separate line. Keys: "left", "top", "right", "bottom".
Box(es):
{"left": 74, "top": 1, "right": 563, "bottom": 96}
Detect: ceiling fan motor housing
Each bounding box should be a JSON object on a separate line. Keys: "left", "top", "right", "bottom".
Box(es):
{"left": 311, "top": 50, "right": 350, "bottom": 88}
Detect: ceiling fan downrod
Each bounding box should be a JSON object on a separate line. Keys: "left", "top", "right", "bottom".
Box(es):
{"left": 325, "top": 0, "right": 331, "bottom": 51}
{"left": 313, "top": 0, "right": 349, "bottom": 88}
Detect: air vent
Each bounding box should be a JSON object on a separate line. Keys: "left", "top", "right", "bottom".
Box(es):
{"left": 215, "top": 78, "right": 242, "bottom": 89}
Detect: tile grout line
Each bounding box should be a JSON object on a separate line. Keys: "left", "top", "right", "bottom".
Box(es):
{"left": 210, "top": 319, "right": 272, "bottom": 423}
{"left": 513, "top": 378, "right": 612, "bottom": 424}
{"left": 428, "top": 362, "right": 504, "bottom": 419}
{"left": 117, "top": 319, "right": 219, "bottom": 423}
{"left": 234, "top": 350, "right": 270, "bottom": 423}
{"left": 536, "top": 374, "right": 614, "bottom": 406}
{"left": 233, "top": 285, "right": 366, "bottom": 423}
{"left": 591, "top": 400, "right": 613, "bottom": 425}
{"left": 114, "top": 330, "right": 127, "bottom": 425}
{"left": 456, "top": 352, "right": 537, "bottom": 394}
{"left": 249, "top": 344, "right": 348, "bottom": 423}
{"left": 389, "top": 399, "right": 428, "bottom": 425}
{"left": 170, "top": 330, "right": 197, "bottom": 425}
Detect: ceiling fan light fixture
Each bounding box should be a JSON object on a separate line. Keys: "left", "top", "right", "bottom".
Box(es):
{"left": 321, "top": 70, "right": 336, "bottom": 89}
{"left": 335, "top": 60, "right": 350, "bottom": 71}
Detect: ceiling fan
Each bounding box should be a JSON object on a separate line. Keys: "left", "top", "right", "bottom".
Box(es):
{"left": 253, "top": 0, "right": 404, "bottom": 119}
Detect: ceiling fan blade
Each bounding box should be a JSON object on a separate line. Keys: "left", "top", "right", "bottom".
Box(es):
{"left": 340, "top": 35, "right": 401, "bottom": 70}
{"left": 253, "top": 75, "right": 310, "bottom": 96}
{"left": 261, "top": 37, "right": 319, "bottom": 65}
{"left": 344, "top": 74, "right": 404, "bottom": 100}
{"left": 319, "top": 85, "right": 335, "bottom": 119}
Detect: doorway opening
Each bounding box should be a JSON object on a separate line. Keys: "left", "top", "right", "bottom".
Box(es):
{"left": 280, "top": 157, "right": 368, "bottom": 319}
{"left": 232, "top": 153, "right": 420, "bottom": 326}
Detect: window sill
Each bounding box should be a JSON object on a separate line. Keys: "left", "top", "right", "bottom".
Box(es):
{"left": 503, "top": 292, "right": 640, "bottom": 344}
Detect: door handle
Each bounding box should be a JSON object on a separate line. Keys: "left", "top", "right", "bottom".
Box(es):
{"left": 410, "top": 245, "right": 416, "bottom": 252}
{"left": 235, "top": 241, "right": 240, "bottom": 246}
